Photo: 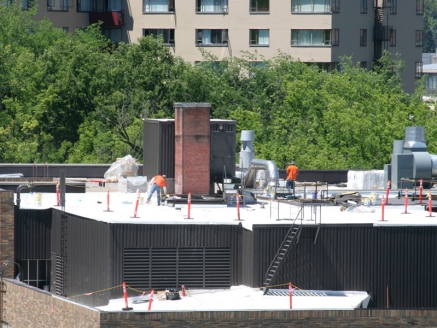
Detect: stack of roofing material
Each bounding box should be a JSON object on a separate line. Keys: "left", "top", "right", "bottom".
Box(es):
{"left": 347, "top": 170, "right": 384, "bottom": 190}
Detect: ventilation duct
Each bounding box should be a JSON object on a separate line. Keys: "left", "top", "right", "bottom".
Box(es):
{"left": 239, "top": 130, "right": 255, "bottom": 172}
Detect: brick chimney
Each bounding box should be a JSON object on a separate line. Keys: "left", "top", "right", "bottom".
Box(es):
{"left": 174, "top": 103, "right": 210, "bottom": 195}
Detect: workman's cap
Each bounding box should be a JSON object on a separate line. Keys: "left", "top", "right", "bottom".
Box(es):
{"left": 162, "top": 175, "right": 166, "bottom": 178}
{"left": 290, "top": 161, "right": 295, "bottom": 165}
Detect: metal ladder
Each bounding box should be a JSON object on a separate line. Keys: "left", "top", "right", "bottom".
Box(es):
{"left": 263, "top": 214, "right": 302, "bottom": 295}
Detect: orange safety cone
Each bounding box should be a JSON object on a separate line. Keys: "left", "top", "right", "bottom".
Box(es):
{"left": 122, "top": 282, "right": 133, "bottom": 311}
{"left": 185, "top": 193, "right": 193, "bottom": 220}
{"left": 103, "top": 186, "right": 113, "bottom": 212}
{"left": 427, "top": 192, "right": 434, "bottom": 217}
{"left": 181, "top": 285, "right": 186, "bottom": 297}
{"left": 131, "top": 189, "right": 141, "bottom": 218}
{"left": 419, "top": 179, "right": 423, "bottom": 204}
{"left": 378, "top": 195, "right": 387, "bottom": 222}
{"left": 385, "top": 180, "right": 390, "bottom": 205}
{"left": 55, "top": 182, "right": 60, "bottom": 206}
{"left": 401, "top": 188, "right": 410, "bottom": 214}
{"left": 234, "top": 193, "right": 244, "bottom": 221}
{"left": 148, "top": 290, "right": 155, "bottom": 311}
{"left": 289, "top": 282, "right": 293, "bottom": 309}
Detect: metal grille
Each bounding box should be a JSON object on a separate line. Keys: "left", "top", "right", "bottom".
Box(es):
{"left": 123, "top": 247, "right": 231, "bottom": 289}
{"left": 55, "top": 255, "right": 64, "bottom": 295}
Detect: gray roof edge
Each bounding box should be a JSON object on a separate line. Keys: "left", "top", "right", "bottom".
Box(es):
{"left": 174, "top": 102, "right": 211, "bottom": 108}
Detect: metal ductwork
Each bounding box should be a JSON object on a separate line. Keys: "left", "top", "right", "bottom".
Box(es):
{"left": 243, "top": 159, "right": 279, "bottom": 189}
{"left": 239, "top": 130, "right": 255, "bottom": 173}
{"left": 388, "top": 126, "right": 437, "bottom": 189}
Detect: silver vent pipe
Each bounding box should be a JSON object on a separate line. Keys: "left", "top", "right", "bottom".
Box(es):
{"left": 239, "top": 130, "right": 255, "bottom": 183}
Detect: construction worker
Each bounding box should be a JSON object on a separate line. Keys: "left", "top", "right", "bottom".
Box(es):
{"left": 146, "top": 174, "right": 167, "bottom": 206}
{"left": 286, "top": 161, "right": 298, "bottom": 194}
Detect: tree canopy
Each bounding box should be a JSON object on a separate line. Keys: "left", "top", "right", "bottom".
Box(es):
{"left": 0, "top": 2, "right": 436, "bottom": 169}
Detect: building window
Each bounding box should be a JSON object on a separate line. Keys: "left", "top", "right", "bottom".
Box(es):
{"left": 143, "top": 0, "right": 175, "bottom": 13}
{"left": 102, "top": 28, "right": 122, "bottom": 43}
{"left": 78, "top": 0, "right": 122, "bottom": 12}
{"left": 196, "top": 0, "right": 228, "bottom": 13}
{"left": 249, "top": 61, "right": 267, "bottom": 76}
{"left": 250, "top": 0, "right": 268, "bottom": 13}
{"left": 77, "top": 0, "right": 90, "bottom": 11}
{"left": 360, "top": 29, "right": 367, "bottom": 46}
{"left": 195, "top": 61, "right": 228, "bottom": 74}
{"left": 389, "top": 29, "right": 396, "bottom": 47}
{"left": 415, "top": 61, "right": 423, "bottom": 78}
{"left": 359, "top": 61, "right": 367, "bottom": 69}
{"left": 291, "top": 0, "right": 330, "bottom": 13}
{"left": 19, "top": 260, "right": 51, "bottom": 289}
{"left": 390, "top": 0, "right": 396, "bottom": 14}
{"left": 291, "top": 29, "right": 337, "bottom": 46}
{"left": 426, "top": 74, "right": 437, "bottom": 92}
{"left": 360, "top": 0, "right": 367, "bottom": 14}
{"left": 416, "top": 0, "right": 424, "bottom": 15}
{"left": 143, "top": 29, "right": 175, "bottom": 45}
{"left": 314, "top": 62, "right": 338, "bottom": 72}
{"left": 22, "top": 0, "right": 32, "bottom": 10}
{"left": 250, "top": 29, "right": 269, "bottom": 46}
{"left": 415, "top": 30, "right": 423, "bottom": 47}
{"left": 331, "top": 0, "right": 339, "bottom": 13}
{"left": 62, "top": 27, "right": 69, "bottom": 33}
{"left": 48, "top": 0, "right": 68, "bottom": 11}
{"left": 196, "top": 29, "right": 228, "bottom": 46}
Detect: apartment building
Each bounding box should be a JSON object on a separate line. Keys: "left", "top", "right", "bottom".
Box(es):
{"left": 32, "top": 0, "right": 423, "bottom": 93}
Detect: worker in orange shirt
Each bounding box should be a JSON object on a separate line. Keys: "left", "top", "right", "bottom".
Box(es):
{"left": 286, "top": 161, "right": 298, "bottom": 194}
{"left": 146, "top": 174, "right": 167, "bottom": 206}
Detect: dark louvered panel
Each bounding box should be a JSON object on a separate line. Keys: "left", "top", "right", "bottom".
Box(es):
{"left": 123, "top": 248, "right": 151, "bottom": 289}
{"left": 151, "top": 249, "right": 177, "bottom": 289}
{"left": 205, "top": 248, "right": 231, "bottom": 287}
{"left": 179, "top": 248, "right": 205, "bottom": 287}
{"left": 55, "top": 255, "right": 64, "bottom": 296}
{"left": 123, "top": 247, "right": 231, "bottom": 290}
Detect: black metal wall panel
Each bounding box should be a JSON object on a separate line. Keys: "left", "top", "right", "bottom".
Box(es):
{"left": 278, "top": 169, "right": 348, "bottom": 184}
{"left": 14, "top": 207, "right": 52, "bottom": 260}
{"left": 210, "top": 120, "right": 236, "bottom": 180}
{"left": 0, "top": 164, "right": 144, "bottom": 178}
{"left": 143, "top": 119, "right": 176, "bottom": 179}
{"left": 110, "top": 224, "right": 241, "bottom": 298}
{"left": 251, "top": 224, "right": 437, "bottom": 308}
{"left": 241, "top": 228, "right": 254, "bottom": 287}
{"left": 51, "top": 210, "right": 111, "bottom": 307}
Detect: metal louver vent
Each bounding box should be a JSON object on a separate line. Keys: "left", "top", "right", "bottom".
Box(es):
{"left": 123, "top": 247, "right": 231, "bottom": 290}
{"left": 54, "top": 255, "right": 64, "bottom": 295}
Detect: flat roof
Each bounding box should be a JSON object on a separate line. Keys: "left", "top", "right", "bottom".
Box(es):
{"left": 96, "top": 286, "right": 371, "bottom": 312}
{"left": 15, "top": 184, "right": 437, "bottom": 230}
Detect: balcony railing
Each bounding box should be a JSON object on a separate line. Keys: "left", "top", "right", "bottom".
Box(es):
{"left": 89, "top": 10, "right": 124, "bottom": 26}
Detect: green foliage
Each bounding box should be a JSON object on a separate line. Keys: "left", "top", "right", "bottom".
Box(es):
{"left": 0, "top": 5, "right": 435, "bottom": 170}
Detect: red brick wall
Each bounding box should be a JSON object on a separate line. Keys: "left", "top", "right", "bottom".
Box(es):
{"left": 0, "top": 191, "right": 14, "bottom": 278}
{"left": 175, "top": 103, "right": 210, "bottom": 195}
